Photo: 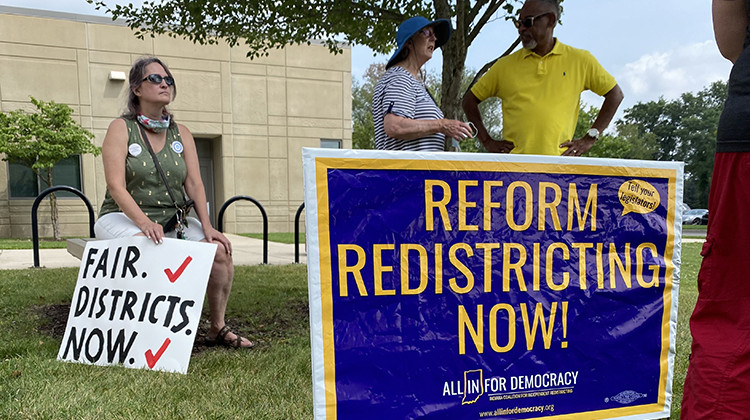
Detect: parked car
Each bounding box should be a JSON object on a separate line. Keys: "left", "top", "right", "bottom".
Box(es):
{"left": 683, "top": 209, "right": 708, "bottom": 225}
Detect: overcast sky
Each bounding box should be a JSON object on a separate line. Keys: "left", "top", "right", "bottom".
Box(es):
{"left": 0, "top": 0, "right": 733, "bottom": 122}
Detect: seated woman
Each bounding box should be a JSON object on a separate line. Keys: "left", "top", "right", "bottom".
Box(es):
{"left": 94, "top": 56, "right": 253, "bottom": 349}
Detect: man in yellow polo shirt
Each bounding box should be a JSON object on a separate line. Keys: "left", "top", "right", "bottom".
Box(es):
{"left": 462, "top": 0, "right": 624, "bottom": 156}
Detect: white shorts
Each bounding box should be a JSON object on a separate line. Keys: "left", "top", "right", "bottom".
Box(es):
{"left": 95, "top": 212, "right": 207, "bottom": 242}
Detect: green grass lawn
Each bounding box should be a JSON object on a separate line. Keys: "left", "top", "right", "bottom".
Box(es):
{"left": 0, "top": 238, "right": 72, "bottom": 249}
{"left": 238, "top": 232, "right": 306, "bottom": 245}
{"left": 0, "top": 244, "right": 701, "bottom": 419}
{"left": 0, "top": 264, "right": 312, "bottom": 419}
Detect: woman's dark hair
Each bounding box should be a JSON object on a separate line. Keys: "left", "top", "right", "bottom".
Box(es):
{"left": 386, "top": 39, "right": 426, "bottom": 80}
{"left": 388, "top": 47, "right": 411, "bottom": 69}
{"left": 122, "top": 56, "right": 177, "bottom": 122}
{"left": 387, "top": 39, "right": 415, "bottom": 69}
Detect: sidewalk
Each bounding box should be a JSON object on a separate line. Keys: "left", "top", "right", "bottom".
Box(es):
{"left": 0, "top": 235, "right": 704, "bottom": 271}
{"left": 0, "top": 234, "right": 307, "bottom": 270}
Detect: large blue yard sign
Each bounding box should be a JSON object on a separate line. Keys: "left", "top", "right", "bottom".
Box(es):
{"left": 303, "top": 148, "right": 683, "bottom": 420}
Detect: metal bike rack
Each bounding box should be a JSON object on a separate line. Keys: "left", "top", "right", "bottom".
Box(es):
{"left": 217, "top": 195, "right": 268, "bottom": 264}
{"left": 31, "top": 186, "right": 95, "bottom": 268}
{"left": 294, "top": 202, "right": 305, "bottom": 263}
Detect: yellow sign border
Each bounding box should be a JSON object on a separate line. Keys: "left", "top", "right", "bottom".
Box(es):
{"left": 313, "top": 156, "right": 679, "bottom": 419}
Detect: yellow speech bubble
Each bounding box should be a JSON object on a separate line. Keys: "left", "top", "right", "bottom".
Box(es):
{"left": 618, "top": 180, "right": 660, "bottom": 216}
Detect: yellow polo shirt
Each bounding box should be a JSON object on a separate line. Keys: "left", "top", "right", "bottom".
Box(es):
{"left": 471, "top": 40, "right": 617, "bottom": 155}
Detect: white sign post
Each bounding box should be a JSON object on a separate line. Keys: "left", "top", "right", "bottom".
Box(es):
{"left": 57, "top": 237, "right": 216, "bottom": 374}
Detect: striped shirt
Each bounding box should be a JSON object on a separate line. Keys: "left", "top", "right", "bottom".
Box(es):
{"left": 372, "top": 66, "right": 445, "bottom": 151}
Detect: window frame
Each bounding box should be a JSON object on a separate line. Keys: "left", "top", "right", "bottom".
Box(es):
{"left": 320, "top": 138, "right": 342, "bottom": 149}
{"left": 7, "top": 154, "right": 84, "bottom": 199}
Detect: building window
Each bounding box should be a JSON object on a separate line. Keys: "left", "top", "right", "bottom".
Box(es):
{"left": 320, "top": 138, "right": 342, "bottom": 149}
{"left": 8, "top": 155, "right": 82, "bottom": 198}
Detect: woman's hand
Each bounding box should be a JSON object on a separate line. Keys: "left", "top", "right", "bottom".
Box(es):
{"left": 203, "top": 226, "right": 233, "bottom": 255}
{"left": 440, "top": 119, "right": 475, "bottom": 140}
{"left": 384, "top": 114, "right": 474, "bottom": 141}
{"left": 138, "top": 220, "right": 165, "bottom": 244}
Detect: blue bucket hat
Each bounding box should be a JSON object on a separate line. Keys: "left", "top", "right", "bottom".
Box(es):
{"left": 386, "top": 16, "right": 452, "bottom": 69}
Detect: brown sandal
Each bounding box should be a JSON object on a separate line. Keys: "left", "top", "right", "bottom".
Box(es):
{"left": 207, "top": 325, "right": 255, "bottom": 349}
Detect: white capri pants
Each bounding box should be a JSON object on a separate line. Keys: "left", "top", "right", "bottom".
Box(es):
{"left": 95, "top": 212, "right": 207, "bottom": 242}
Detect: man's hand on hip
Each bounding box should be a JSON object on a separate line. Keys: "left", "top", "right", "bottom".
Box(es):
{"left": 559, "top": 135, "right": 596, "bottom": 156}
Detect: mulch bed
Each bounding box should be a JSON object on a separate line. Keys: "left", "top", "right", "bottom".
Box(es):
{"left": 32, "top": 303, "right": 257, "bottom": 355}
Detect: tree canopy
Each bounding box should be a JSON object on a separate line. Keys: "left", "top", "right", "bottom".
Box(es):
{"left": 90, "top": 0, "right": 430, "bottom": 58}
{"left": 616, "top": 81, "right": 726, "bottom": 208}
{"left": 0, "top": 98, "right": 99, "bottom": 170}
{"left": 579, "top": 81, "right": 727, "bottom": 208}
{"left": 0, "top": 97, "right": 101, "bottom": 239}
{"left": 89, "top": 0, "right": 531, "bottom": 121}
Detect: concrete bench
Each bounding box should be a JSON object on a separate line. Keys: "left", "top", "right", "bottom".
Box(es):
{"left": 66, "top": 238, "right": 97, "bottom": 260}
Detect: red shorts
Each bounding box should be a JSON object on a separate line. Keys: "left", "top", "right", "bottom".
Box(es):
{"left": 681, "top": 153, "right": 750, "bottom": 419}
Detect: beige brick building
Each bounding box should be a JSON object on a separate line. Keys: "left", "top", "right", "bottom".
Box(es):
{"left": 0, "top": 6, "right": 351, "bottom": 238}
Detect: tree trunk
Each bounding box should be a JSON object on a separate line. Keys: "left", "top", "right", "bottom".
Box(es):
{"left": 434, "top": 0, "right": 520, "bottom": 127}
{"left": 435, "top": 0, "right": 468, "bottom": 122}
{"left": 45, "top": 169, "right": 61, "bottom": 241}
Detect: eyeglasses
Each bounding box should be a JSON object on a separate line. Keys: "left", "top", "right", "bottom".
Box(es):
{"left": 418, "top": 27, "right": 436, "bottom": 39}
{"left": 142, "top": 74, "right": 175, "bottom": 86}
{"left": 513, "top": 12, "right": 553, "bottom": 29}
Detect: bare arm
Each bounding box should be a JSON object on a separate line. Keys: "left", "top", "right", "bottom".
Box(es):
{"left": 591, "top": 84, "right": 624, "bottom": 134}
{"left": 560, "top": 84, "right": 624, "bottom": 156}
{"left": 713, "top": 0, "right": 749, "bottom": 63}
{"left": 179, "top": 124, "right": 231, "bottom": 254}
{"left": 461, "top": 91, "right": 514, "bottom": 153}
{"left": 101, "top": 119, "right": 165, "bottom": 242}
{"left": 383, "top": 114, "right": 472, "bottom": 142}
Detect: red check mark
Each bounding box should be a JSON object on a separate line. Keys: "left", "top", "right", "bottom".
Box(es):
{"left": 145, "top": 338, "right": 172, "bottom": 369}
{"left": 165, "top": 256, "right": 193, "bottom": 283}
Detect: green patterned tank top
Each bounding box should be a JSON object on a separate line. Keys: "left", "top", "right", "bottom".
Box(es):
{"left": 99, "top": 118, "right": 188, "bottom": 227}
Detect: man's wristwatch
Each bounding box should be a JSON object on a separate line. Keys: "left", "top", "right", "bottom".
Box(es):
{"left": 586, "top": 128, "right": 600, "bottom": 140}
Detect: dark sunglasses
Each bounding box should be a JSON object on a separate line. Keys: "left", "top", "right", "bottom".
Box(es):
{"left": 142, "top": 74, "right": 175, "bottom": 86}
{"left": 513, "top": 12, "right": 553, "bottom": 29}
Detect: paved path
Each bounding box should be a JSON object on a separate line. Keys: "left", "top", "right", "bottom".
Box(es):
{"left": 0, "top": 234, "right": 306, "bottom": 270}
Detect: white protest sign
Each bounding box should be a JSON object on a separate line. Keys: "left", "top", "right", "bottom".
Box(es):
{"left": 57, "top": 237, "right": 217, "bottom": 374}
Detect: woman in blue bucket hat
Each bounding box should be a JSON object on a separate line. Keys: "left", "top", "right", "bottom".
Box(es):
{"left": 372, "top": 16, "right": 474, "bottom": 151}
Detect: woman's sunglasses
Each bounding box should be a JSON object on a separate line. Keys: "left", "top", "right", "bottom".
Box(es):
{"left": 142, "top": 74, "right": 175, "bottom": 86}
{"left": 513, "top": 12, "right": 553, "bottom": 29}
